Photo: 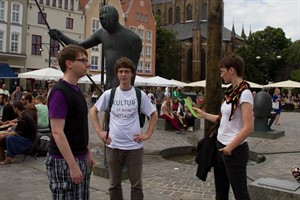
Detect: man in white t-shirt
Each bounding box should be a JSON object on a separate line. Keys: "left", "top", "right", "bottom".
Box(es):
{"left": 90, "top": 57, "right": 158, "bottom": 200}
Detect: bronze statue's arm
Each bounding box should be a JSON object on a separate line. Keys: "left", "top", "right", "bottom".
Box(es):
{"left": 49, "top": 29, "right": 102, "bottom": 49}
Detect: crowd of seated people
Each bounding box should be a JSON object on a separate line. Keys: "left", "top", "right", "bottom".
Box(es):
{"left": 0, "top": 82, "right": 54, "bottom": 164}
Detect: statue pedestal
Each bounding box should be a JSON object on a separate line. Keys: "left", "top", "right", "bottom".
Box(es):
{"left": 250, "top": 130, "right": 285, "bottom": 139}
{"left": 93, "top": 164, "right": 129, "bottom": 180}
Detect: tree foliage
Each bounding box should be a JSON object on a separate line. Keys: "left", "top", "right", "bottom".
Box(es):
{"left": 235, "top": 26, "right": 292, "bottom": 84}
{"left": 155, "top": 16, "right": 181, "bottom": 79}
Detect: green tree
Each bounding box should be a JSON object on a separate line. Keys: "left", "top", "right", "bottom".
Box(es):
{"left": 155, "top": 16, "right": 181, "bottom": 79}
{"left": 282, "top": 40, "right": 300, "bottom": 80}
{"left": 235, "top": 26, "right": 291, "bottom": 84}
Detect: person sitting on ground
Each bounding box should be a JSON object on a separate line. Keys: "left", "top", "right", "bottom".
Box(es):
{"left": 171, "top": 96, "right": 187, "bottom": 128}
{"left": 34, "top": 95, "right": 49, "bottom": 129}
{"left": 160, "top": 96, "right": 181, "bottom": 133}
{"left": 0, "top": 101, "right": 37, "bottom": 164}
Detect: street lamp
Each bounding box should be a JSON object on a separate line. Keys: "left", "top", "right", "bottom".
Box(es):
{"left": 39, "top": 42, "right": 51, "bottom": 68}
{"left": 256, "top": 54, "right": 281, "bottom": 84}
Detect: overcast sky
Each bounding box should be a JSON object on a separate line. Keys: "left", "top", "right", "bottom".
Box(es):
{"left": 223, "top": 0, "right": 300, "bottom": 41}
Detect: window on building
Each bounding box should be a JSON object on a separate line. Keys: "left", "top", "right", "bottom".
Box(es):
{"left": 52, "top": 0, "right": 56, "bottom": 7}
{"left": 32, "top": 35, "right": 42, "bottom": 55}
{"left": 175, "top": 6, "right": 180, "bottom": 23}
{"left": 140, "top": 46, "right": 144, "bottom": 56}
{"left": 66, "top": 17, "right": 73, "bottom": 29}
{"left": 91, "top": 19, "right": 100, "bottom": 51}
{"left": 11, "top": 3, "right": 20, "bottom": 23}
{"left": 10, "top": 33, "right": 19, "bottom": 53}
{"left": 58, "top": 0, "right": 62, "bottom": 8}
{"left": 146, "top": 30, "right": 152, "bottom": 43}
{"left": 146, "top": 46, "right": 151, "bottom": 58}
{"left": 50, "top": 39, "right": 59, "bottom": 57}
{"left": 46, "top": 0, "right": 50, "bottom": 6}
{"left": 90, "top": 56, "right": 99, "bottom": 70}
{"left": 145, "top": 62, "right": 151, "bottom": 74}
{"left": 156, "top": 9, "right": 161, "bottom": 17}
{"left": 137, "top": 61, "right": 143, "bottom": 73}
{"left": 129, "top": 27, "right": 136, "bottom": 34}
{"left": 168, "top": 7, "right": 173, "bottom": 24}
{"left": 201, "top": 3, "right": 208, "bottom": 20}
{"left": 0, "top": 1, "right": 5, "bottom": 21}
{"left": 0, "top": 31, "right": 3, "bottom": 51}
{"left": 138, "top": 29, "right": 144, "bottom": 40}
{"left": 38, "top": 12, "right": 47, "bottom": 24}
{"left": 70, "top": 0, "right": 74, "bottom": 11}
{"left": 186, "top": 4, "right": 193, "bottom": 21}
{"left": 144, "top": 15, "right": 148, "bottom": 22}
{"left": 64, "top": 0, "right": 68, "bottom": 10}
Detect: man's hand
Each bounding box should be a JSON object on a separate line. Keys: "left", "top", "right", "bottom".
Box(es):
{"left": 48, "top": 29, "right": 62, "bottom": 40}
{"left": 133, "top": 133, "right": 151, "bottom": 143}
{"left": 69, "top": 164, "right": 83, "bottom": 184}
{"left": 97, "top": 130, "right": 111, "bottom": 145}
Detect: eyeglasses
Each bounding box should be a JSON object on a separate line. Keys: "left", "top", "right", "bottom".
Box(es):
{"left": 74, "top": 58, "right": 89, "bottom": 65}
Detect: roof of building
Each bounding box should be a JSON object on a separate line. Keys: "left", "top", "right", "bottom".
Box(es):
{"left": 164, "top": 21, "right": 244, "bottom": 41}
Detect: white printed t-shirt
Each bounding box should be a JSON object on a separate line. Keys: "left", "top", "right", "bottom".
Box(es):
{"left": 95, "top": 86, "right": 156, "bottom": 150}
{"left": 217, "top": 89, "right": 253, "bottom": 145}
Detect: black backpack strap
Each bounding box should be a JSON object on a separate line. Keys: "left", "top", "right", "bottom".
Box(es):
{"left": 134, "top": 87, "right": 141, "bottom": 113}
{"left": 105, "top": 88, "right": 116, "bottom": 132}
{"left": 109, "top": 88, "right": 116, "bottom": 111}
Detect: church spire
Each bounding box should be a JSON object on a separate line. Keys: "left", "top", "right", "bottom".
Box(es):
{"left": 249, "top": 24, "right": 252, "bottom": 36}
{"left": 241, "top": 23, "right": 246, "bottom": 39}
{"left": 231, "top": 19, "right": 236, "bottom": 36}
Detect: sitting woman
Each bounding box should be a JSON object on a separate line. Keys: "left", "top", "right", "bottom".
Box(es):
{"left": 160, "top": 97, "right": 181, "bottom": 133}
{"left": 0, "top": 101, "right": 37, "bottom": 164}
{"left": 184, "top": 105, "right": 196, "bottom": 131}
{"left": 171, "top": 96, "right": 187, "bottom": 128}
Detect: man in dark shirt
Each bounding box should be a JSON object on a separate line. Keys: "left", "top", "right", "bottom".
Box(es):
{"left": 46, "top": 44, "right": 95, "bottom": 199}
{"left": 0, "top": 101, "right": 36, "bottom": 164}
{"left": 0, "top": 94, "right": 17, "bottom": 125}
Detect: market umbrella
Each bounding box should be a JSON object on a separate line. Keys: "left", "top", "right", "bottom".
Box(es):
{"left": 18, "top": 68, "right": 63, "bottom": 81}
{"left": 263, "top": 80, "right": 300, "bottom": 88}
{"left": 185, "top": 80, "right": 228, "bottom": 88}
{"left": 134, "top": 75, "right": 150, "bottom": 86}
{"left": 146, "top": 76, "right": 177, "bottom": 87}
{"left": 170, "top": 79, "right": 187, "bottom": 87}
{"left": 78, "top": 74, "right": 106, "bottom": 84}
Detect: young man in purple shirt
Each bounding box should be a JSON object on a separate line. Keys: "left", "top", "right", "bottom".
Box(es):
{"left": 46, "top": 44, "right": 95, "bottom": 200}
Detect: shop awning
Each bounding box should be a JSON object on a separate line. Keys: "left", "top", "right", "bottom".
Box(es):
{"left": 0, "top": 63, "right": 17, "bottom": 78}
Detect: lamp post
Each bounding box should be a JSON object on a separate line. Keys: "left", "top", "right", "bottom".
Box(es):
{"left": 256, "top": 54, "right": 281, "bottom": 84}
{"left": 39, "top": 40, "right": 52, "bottom": 68}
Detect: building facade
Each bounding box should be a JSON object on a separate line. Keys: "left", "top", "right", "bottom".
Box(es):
{"left": 0, "top": 0, "right": 27, "bottom": 91}
{"left": 151, "top": 0, "right": 245, "bottom": 82}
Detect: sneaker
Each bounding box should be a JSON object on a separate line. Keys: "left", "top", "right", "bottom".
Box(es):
{"left": 188, "top": 127, "right": 193, "bottom": 132}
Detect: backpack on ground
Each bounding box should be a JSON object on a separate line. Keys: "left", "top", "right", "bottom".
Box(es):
{"left": 33, "top": 134, "right": 50, "bottom": 157}
{"left": 108, "top": 87, "right": 145, "bottom": 128}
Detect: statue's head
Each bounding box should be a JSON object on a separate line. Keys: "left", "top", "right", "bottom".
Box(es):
{"left": 253, "top": 91, "right": 272, "bottom": 118}
{"left": 99, "top": 5, "right": 119, "bottom": 33}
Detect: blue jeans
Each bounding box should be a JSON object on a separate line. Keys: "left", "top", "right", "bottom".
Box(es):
{"left": 106, "top": 147, "right": 144, "bottom": 200}
{"left": 214, "top": 141, "right": 250, "bottom": 200}
{"left": 6, "top": 135, "right": 33, "bottom": 157}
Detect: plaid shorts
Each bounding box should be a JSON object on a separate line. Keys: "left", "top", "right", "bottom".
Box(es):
{"left": 45, "top": 154, "right": 90, "bottom": 200}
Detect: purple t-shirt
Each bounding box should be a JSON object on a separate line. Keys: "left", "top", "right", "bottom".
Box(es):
{"left": 48, "top": 80, "right": 79, "bottom": 118}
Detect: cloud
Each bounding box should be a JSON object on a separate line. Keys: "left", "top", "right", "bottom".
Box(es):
{"left": 224, "top": 0, "right": 300, "bottom": 41}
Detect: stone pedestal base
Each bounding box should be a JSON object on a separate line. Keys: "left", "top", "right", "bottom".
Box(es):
{"left": 93, "top": 164, "right": 129, "bottom": 180}
{"left": 250, "top": 130, "right": 285, "bottom": 139}
{"left": 249, "top": 178, "right": 300, "bottom": 200}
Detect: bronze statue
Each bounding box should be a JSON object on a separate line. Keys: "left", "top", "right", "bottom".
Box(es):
{"left": 253, "top": 91, "right": 276, "bottom": 131}
{"left": 49, "top": 5, "right": 142, "bottom": 89}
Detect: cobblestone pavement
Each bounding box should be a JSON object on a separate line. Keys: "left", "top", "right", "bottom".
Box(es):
{"left": 0, "top": 111, "right": 299, "bottom": 200}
